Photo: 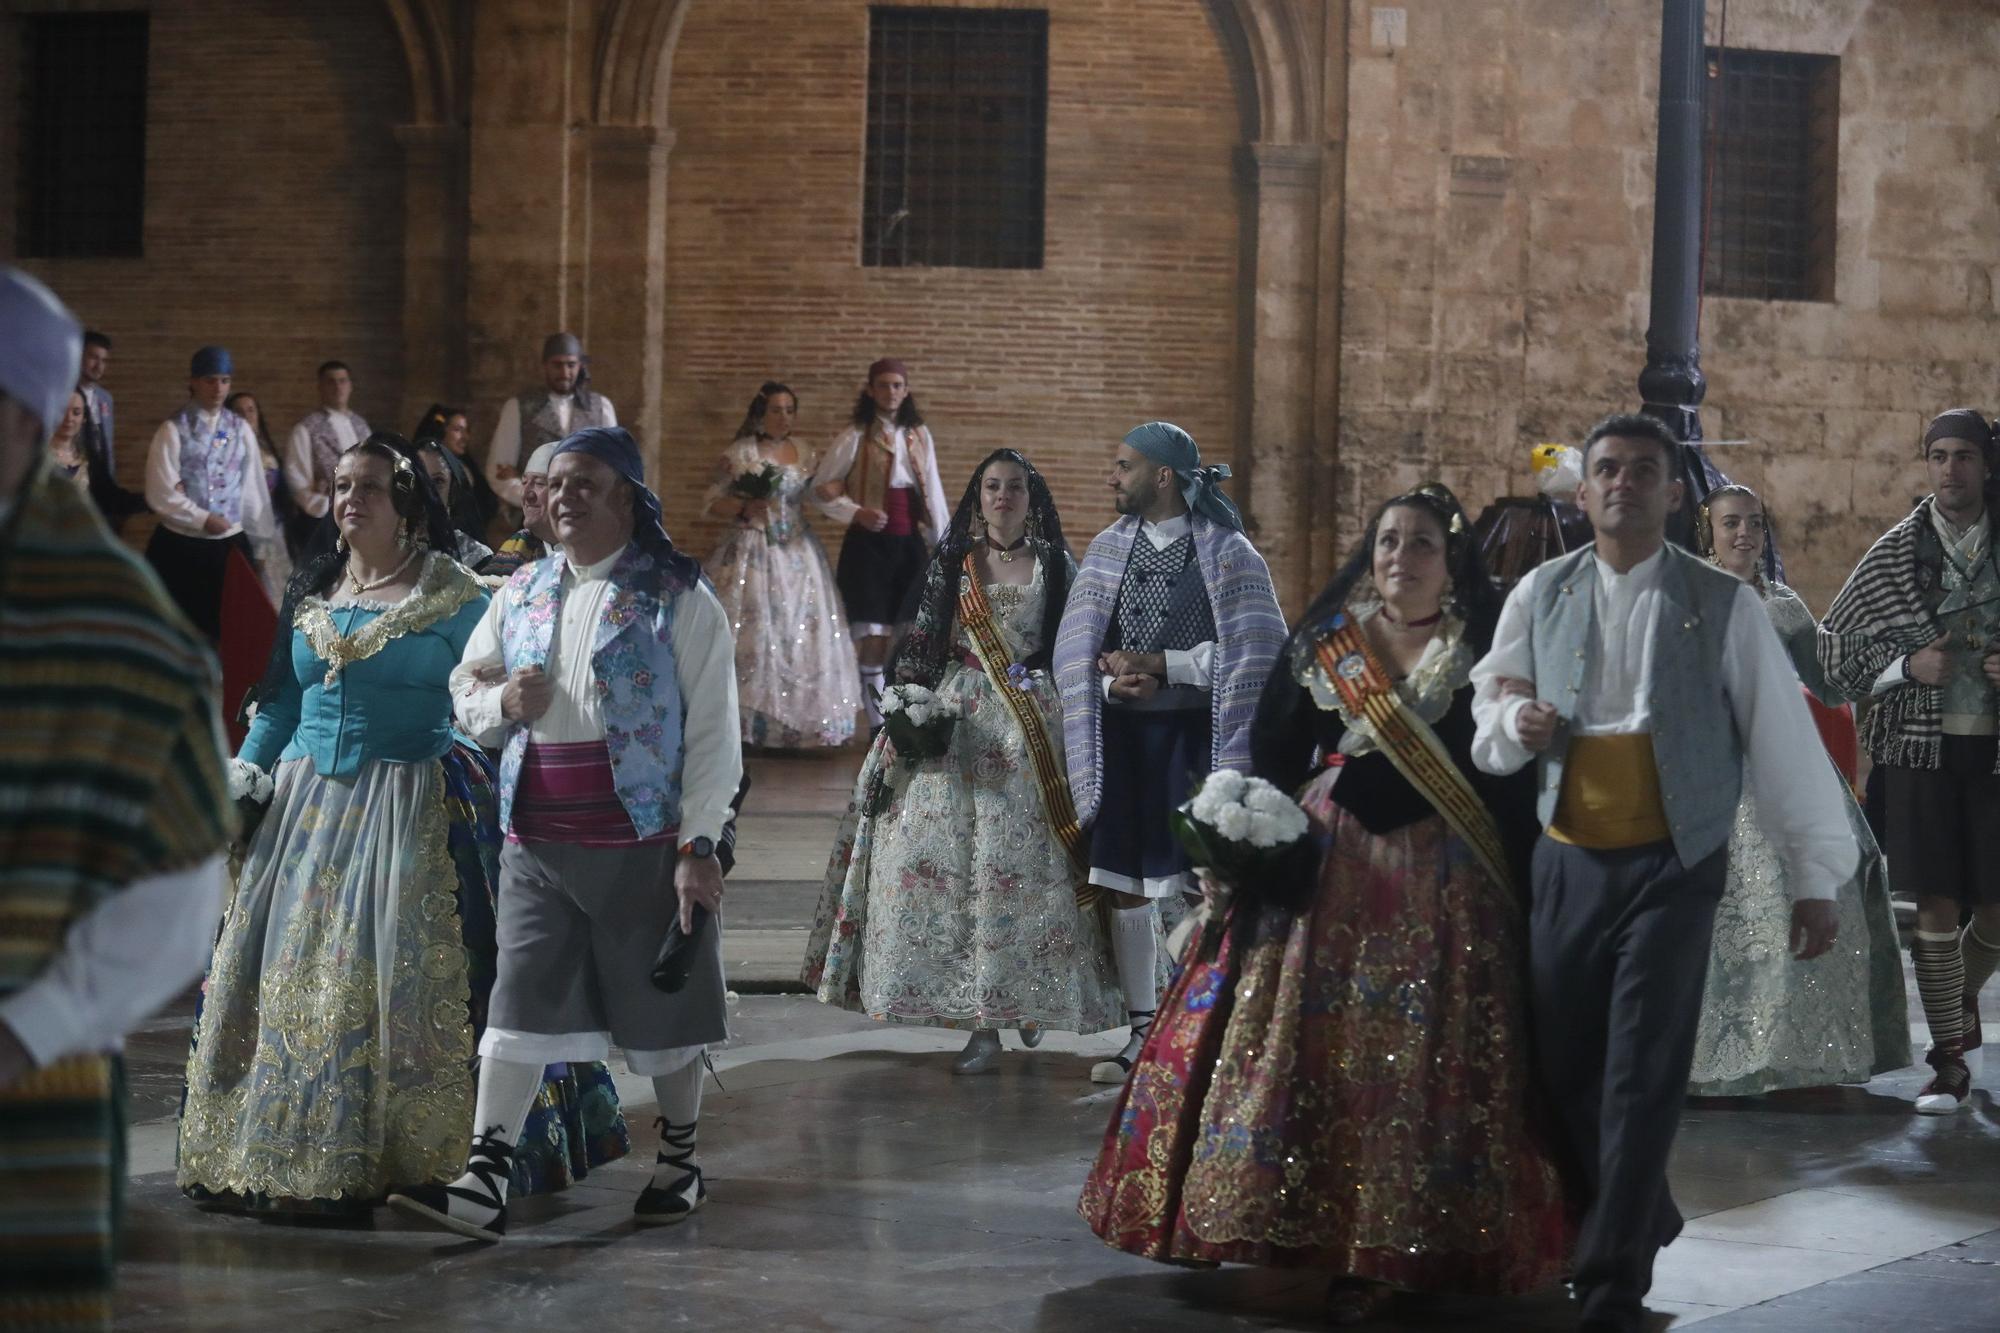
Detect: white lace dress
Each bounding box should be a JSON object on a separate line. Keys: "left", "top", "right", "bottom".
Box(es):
{"left": 703, "top": 437, "right": 859, "bottom": 748}
{"left": 1687, "top": 586, "right": 1911, "bottom": 1095}
{"left": 801, "top": 563, "right": 1125, "bottom": 1033}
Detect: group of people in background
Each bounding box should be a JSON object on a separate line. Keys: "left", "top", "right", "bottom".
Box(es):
{"left": 3, "top": 252, "right": 1996, "bottom": 1333}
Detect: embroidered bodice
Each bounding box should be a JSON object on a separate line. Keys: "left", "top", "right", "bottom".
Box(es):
{"left": 955, "top": 563, "right": 1046, "bottom": 663}
{"left": 239, "top": 552, "right": 488, "bottom": 778}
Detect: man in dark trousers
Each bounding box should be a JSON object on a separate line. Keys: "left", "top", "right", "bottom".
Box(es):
{"left": 1469, "top": 412, "right": 1853, "bottom": 1333}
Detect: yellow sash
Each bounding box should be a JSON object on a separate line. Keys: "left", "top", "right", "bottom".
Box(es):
{"left": 1314, "top": 617, "right": 1518, "bottom": 897}
{"left": 957, "top": 557, "right": 1100, "bottom": 908}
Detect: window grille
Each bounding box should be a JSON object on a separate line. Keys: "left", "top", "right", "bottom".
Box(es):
{"left": 863, "top": 7, "right": 1047, "bottom": 270}
{"left": 16, "top": 12, "right": 149, "bottom": 259}
{"left": 1702, "top": 47, "right": 1839, "bottom": 302}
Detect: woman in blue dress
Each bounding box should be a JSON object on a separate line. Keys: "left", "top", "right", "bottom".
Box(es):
{"left": 179, "top": 435, "right": 627, "bottom": 1215}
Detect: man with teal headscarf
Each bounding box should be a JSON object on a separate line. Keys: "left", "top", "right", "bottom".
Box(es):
{"left": 1055, "top": 422, "right": 1287, "bottom": 1083}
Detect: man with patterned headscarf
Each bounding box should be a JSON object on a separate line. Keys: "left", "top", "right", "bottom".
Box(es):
{"left": 0, "top": 267, "right": 235, "bottom": 1328}
{"left": 1823, "top": 406, "right": 2000, "bottom": 1116}
{"left": 393, "top": 425, "right": 741, "bottom": 1241}
{"left": 1055, "top": 421, "right": 1287, "bottom": 1084}
{"left": 484, "top": 332, "right": 618, "bottom": 515}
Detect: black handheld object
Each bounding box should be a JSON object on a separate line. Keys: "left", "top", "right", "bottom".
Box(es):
{"left": 650, "top": 772, "right": 750, "bottom": 994}
{"left": 650, "top": 906, "right": 710, "bottom": 994}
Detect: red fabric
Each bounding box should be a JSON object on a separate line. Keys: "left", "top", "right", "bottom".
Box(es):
{"left": 880, "top": 485, "right": 914, "bottom": 537}
{"left": 219, "top": 548, "right": 276, "bottom": 751}
{"left": 1805, "top": 690, "right": 1859, "bottom": 790}
{"left": 512, "top": 741, "right": 672, "bottom": 847}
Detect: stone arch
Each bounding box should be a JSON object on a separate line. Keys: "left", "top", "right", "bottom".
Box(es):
{"left": 592, "top": 0, "right": 694, "bottom": 128}
{"left": 1202, "top": 0, "right": 1323, "bottom": 147}
{"left": 379, "top": 0, "right": 464, "bottom": 127}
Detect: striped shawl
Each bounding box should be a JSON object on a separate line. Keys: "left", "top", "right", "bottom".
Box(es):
{"left": 1055, "top": 513, "right": 1288, "bottom": 828}
{"left": 1819, "top": 495, "right": 1995, "bottom": 773}
{"left": 0, "top": 461, "right": 235, "bottom": 996}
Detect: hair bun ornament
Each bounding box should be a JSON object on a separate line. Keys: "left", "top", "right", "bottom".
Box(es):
{"left": 1405, "top": 481, "right": 1468, "bottom": 535}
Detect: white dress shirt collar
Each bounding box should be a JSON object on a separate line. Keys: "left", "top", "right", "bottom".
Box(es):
{"left": 565, "top": 545, "right": 623, "bottom": 582}
{"left": 1591, "top": 543, "right": 1666, "bottom": 589}
{"left": 1141, "top": 511, "right": 1193, "bottom": 550}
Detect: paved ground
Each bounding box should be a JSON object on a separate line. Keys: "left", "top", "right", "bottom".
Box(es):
{"left": 111, "top": 753, "right": 2000, "bottom": 1331}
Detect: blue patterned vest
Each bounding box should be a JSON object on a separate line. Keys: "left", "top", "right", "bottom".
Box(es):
{"left": 1523, "top": 543, "right": 1743, "bottom": 868}
{"left": 170, "top": 406, "right": 251, "bottom": 526}
{"left": 495, "top": 543, "right": 692, "bottom": 839}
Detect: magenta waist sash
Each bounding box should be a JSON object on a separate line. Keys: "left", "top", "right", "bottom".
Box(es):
{"left": 882, "top": 484, "right": 915, "bottom": 537}
{"left": 511, "top": 740, "right": 673, "bottom": 847}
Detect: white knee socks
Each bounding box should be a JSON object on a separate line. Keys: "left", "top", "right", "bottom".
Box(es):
{"left": 860, "top": 664, "right": 886, "bottom": 728}
{"left": 1112, "top": 904, "right": 1159, "bottom": 1062}
{"left": 650, "top": 1056, "right": 706, "bottom": 1195}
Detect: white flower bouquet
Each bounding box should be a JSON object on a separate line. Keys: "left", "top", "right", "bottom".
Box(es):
{"left": 227, "top": 758, "right": 275, "bottom": 843}
{"left": 728, "top": 460, "right": 783, "bottom": 500}
{"left": 1170, "top": 769, "right": 1316, "bottom": 906}
{"left": 880, "top": 683, "right": 960, "bottom": 760}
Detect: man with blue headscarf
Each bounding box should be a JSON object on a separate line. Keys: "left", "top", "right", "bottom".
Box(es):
{"left": 394, "top": 426, "right": 742, "bottom": 1241}
{"left": 1055, "top": 422, "right": 1287, "bottom": 1083}
{"left": 142, "top": 343, "right": 287, "bottom": 638}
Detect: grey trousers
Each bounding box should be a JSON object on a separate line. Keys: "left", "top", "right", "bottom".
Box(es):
{"left": 483, "top": 838, "right": 728, "bottom": 1069}
{"left": 1528, "top": 835, "right": 1726, "bottom": 1332}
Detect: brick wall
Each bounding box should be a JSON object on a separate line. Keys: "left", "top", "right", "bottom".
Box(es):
{"left": 1335, "top": 0, "right": 2000, "bottom": 610}
{"left": 3, "top": 1, "right": 410, "bottom": 505}
{"left": 657, "top": 0, "right": 1246, "bottom": 564}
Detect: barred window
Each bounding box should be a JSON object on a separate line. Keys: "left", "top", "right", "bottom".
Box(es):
{"left": 863, "top": 7, "right": 1048, "bottom": 270}
{"left": 1703, "top": 47, "right": 1839, "bottom": 302}
{"left": 16, "top": 12, "right": 150, "bottom": 258}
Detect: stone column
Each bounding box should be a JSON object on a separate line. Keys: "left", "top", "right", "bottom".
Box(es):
{"left": 1238, "top": 140, "right": 1325, "bottom": 612}
{"left": 394, "top": 123, "right": 469, "bottom": 427}
{"left": 584, "top": 124, "right": 673, "bottom": 473}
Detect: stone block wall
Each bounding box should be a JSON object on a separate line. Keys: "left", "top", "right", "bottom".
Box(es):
{"left": 1336, "top": 0, "right": 2000, "bottom": 610}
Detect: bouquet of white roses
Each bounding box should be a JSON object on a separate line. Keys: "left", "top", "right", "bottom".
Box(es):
{"left": 1170, "top": 769, "right": 1316, "bottom": 913}
{"left": 729, "top": 460, "right": 783, "bottom": 501}
{"left": 880, "top": 683, "right": 960, "bottom": 760}
{"left": 227, "top": 757, "right": 276, "bottom": 844}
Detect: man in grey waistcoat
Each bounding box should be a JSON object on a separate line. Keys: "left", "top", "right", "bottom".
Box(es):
{"left": 1468, "top": 412, "right": 1853, "bottom": 1333}
{"left": 484, "top": 332, "right": 617, "bottom": 518}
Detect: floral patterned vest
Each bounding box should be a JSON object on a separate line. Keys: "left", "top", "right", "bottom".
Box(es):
{"left": 494, "top": 542, "right": 691, "bottom": 839}
{"left": 171, "top": 405, "right": 251, "bottom": 526}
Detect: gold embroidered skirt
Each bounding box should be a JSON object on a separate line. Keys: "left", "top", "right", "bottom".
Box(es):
{"left": 178, "top": 756, "right": 474, "bottom": 1206}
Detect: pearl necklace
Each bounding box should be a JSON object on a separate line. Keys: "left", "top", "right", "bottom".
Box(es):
{"left": 346, "top": 549, "right": 420, "bottom": 595}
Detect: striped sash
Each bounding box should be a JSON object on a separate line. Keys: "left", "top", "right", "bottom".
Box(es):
{"left": 957, "top": 559, "right": 1099, "bottom": 908}
{"left": 1315, "top": 615, "right": 1517, "bottom": 896}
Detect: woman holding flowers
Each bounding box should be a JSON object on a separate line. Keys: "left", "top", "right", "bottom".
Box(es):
{"left": 802, "top": 450, "right": 1124, "bottom": 1072}
{"left": 1080, "top": 484, "right": 1570, "bottom": 1323}
{"left": 703, "top": 381, "right": 859, "bottom": 748}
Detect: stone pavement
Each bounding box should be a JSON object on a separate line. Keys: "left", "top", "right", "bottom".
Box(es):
{"left": 722, "top": 751, "right": 865, "bottom": 989}
{"left": 110, "top": 754, "right": 2000, "bottom": 1331}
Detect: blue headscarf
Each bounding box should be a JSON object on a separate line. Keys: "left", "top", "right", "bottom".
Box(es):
{"left": 551, "top": 425, "right": 701, "bottom": 586}
{"left": 190, "top": 345, "right": 232, "bottom": 378}
{"left": 1124, "top": 421, "right": 1243, "bottom": 532}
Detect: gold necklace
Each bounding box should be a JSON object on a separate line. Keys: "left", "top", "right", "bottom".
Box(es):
{"left": 346, "top": 549, "right": 419, "bottom": 595}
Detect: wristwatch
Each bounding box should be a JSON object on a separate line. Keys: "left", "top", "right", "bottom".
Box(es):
{"left": 679, "top": 835, "right": 715, "bottom": 860}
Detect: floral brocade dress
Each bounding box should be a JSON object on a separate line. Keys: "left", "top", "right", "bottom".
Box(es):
{"left": 1080, "top": 626, "right": 1570, "bottom": 1295}
{"left": 178, "top": 554, "right": 626, "bottom": 1212}
{"left": 801, "top": 563, "right": 1124, "bottom": 1034}
{"left": 703, "top": 437, "right": 859, "bottom": 748}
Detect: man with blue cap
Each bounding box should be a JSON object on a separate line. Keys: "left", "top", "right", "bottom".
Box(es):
{"left": 394, "top": 425, "right": 742, "bottom": 1240}
{"left": 0, "top": 269, "right": 235, "bottom": 1326}
{"left": 142, "top": 343, "right": 287, "bottom": 637}
{"left": 1055, "top": 422, "right": 1287, "bottom": 1083}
